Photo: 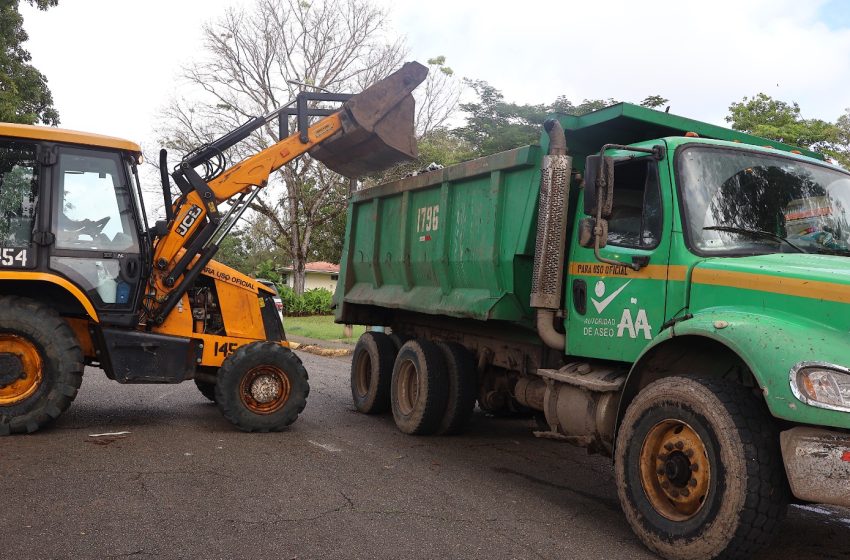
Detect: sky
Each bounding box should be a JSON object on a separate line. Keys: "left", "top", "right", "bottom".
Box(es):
{"left": 19, "top": 0, "right": 850, "bottom": 152}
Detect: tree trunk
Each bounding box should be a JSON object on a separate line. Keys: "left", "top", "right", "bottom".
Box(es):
{"left": 292, "top": 256, "right": 306, "bottom": 295}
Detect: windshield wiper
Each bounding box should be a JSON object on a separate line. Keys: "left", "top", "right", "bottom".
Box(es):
{"left": 703, "top": 225, "right": 807, "bottom": 253}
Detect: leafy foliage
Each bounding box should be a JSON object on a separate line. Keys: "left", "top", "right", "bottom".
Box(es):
{"left": 726, "top": 93, "right": 849, "bottom": 167}
{"left": 452, "top": 81, "right": 667, "bottom": 157}
{"left": 0, "top": 0, "right": 59, "bottom": 125}
{"left": 279, "top": 286, "right": 333, "bottom": 316}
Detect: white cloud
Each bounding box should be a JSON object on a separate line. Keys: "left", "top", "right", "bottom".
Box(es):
{"left": 20, "top": 0, "right": 850, "bottom": 151}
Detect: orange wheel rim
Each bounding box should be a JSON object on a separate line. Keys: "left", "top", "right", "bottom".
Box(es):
{"left": 239, "top": 366, "right": 291, "bottom": 414}
{"left": 0, "top": 334, "right": 44, "bottom": 406}
{"left": 638, "top": 419, "right": 711, "bottom": 521}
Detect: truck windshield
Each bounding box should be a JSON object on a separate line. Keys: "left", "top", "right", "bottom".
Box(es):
{"left": 679, "top": 146, "right": 850, "bottom": 256}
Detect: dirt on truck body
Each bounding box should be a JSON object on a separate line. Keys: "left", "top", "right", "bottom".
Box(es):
{"left": 335, "top": 102, "right": 850, "bottom": 560}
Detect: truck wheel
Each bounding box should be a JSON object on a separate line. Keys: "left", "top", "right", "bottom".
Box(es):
{"left": 194, "top": 379, "right": 217, "bottom": 402}
{"left": 215, "top": 342, "right": 309, "bottom": 432}
{"left": 350, "top": 332, "right": 395, "bottom": 414}
{"left": 0, "top": 296, "right": 83, "bottom": 435}
{"left": 614, "top": 375, "right": 788, "bottom": 560}
{"left": 391, "top": 339, "right": 448, "bottom": 435}
{"left": 436, "top": 342, "right": 476, "bottom": 435}
{"left": 388, "top": 332, "right": 410, "bottom": 352}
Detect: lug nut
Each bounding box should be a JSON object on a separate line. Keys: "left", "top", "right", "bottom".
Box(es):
{"left": 657, "top": 468, "right": 665, "bottom": 476}
{"left": 689, "top": 478, "right": 698, "bottom": 487}
{"left": 681, "top": 488, "right": 690, "bottom": 497}
{"left": 664, "top": 443, "right": 674, "bottom": 451}
{"left": 685, "top": 449, "right": 694, "bottom": 458}
{"left": 670, "top": 489, "right": 680, "bottom": 497}
{"left": 675, "top": 441, "right": 684, "bottom": 450}
{"left": 690, "top": 464, "right": 699, "bottom": 472}
{"left": 661, "top": 481, "right": 670, "bottom": 489}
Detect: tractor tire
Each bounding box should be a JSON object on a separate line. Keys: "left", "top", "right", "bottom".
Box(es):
{"left": 0, "top": 296, "right": 83, "bottom": 435}
{"left": 215, "top": 342, "right": 309, "bottom": 432}
{"left": 390, "top": 339, "right": 448, "bottom": 435}
{"left": 350, "top": 332, "right": 395, "bottom": 414}
{"left": 194, "top": 379, "right": 217, "bottom": 403}
{"left": 614, "top": 375, "right": 788, "bottom": 560}
{"left": 435, "top": 342, "right": 477, "bottom": 435}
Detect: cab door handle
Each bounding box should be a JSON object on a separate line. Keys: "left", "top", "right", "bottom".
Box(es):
{"left": 572, "top": 279, "right": 587, "bottom": 315}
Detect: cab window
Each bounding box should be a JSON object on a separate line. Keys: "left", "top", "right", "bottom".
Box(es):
{"left": 607, "top": 159, "right": 662, "bottom": 249}
{"left": 0, "top": 141, "right": 39, "bottom": 250}
{"left": 54, "top": 149, "right": 139, "bottom": 252}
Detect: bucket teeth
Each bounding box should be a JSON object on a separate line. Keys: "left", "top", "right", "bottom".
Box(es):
{"left": 310, "top": 61, "right": 428, "bottom": 178}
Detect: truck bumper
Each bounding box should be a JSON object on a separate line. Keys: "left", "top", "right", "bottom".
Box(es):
{"left": 780, "top": 427, "right": 850, "bottom": 508}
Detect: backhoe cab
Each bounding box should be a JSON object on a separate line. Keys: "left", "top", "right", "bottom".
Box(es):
{"left": 0, "top": 61, "right": 427, "bottom": 435}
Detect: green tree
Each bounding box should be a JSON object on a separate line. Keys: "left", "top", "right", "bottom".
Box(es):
{"left": 726, "top": 93, "right": 847, "bottom": 166}
{"left": 454, "top": 81, "right": 667, "bottom": 157}
{"left": 0, "top": 0, "right": 59, "bottom": 125}
{"left": 640, "top": 95, "right": 669, "bottom": 110}
{"left": 453, "top": 79, "right": 548, "bottom": 156}
{"left": 158, "top": 0, "right": 405, "bottom": 295}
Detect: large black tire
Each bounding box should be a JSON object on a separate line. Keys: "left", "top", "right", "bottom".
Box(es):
{"left": 350, "top": 332, "right": 395, "bottom": 414}
{"left": 0, "top": 296, "right": 83, "bottom": 435}
{"left": 390, "top": 339, "right": 448, "bottom": 435}
{"left": 194, "top": 379, "right": 217, "bottom": 403}
{"left": 435, "top": 342, "right": 477, "bottom": 435}
{"left": 215, "top": 342, "right": 309, "bottom": 432}
{"left": 615, "top": 375, "right": 788, "bottom": 560}
{"left": 388, "top": 332, "right": 411, "bottom": 353}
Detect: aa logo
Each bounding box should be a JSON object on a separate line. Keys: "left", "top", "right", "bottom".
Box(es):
{"left": 618, "top": 308, "right": 651, "bottom": 340}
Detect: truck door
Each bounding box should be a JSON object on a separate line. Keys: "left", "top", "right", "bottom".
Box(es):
{"left": 566, "top": 155, "right": 672, "bottom": 362}
{"left": 48, "top": 147, "right": 143, "bottom": 325}
{"left": 0, "top": 140, "right": 41, "bottom": 271}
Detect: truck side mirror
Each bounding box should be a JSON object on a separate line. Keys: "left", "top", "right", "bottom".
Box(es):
{"left": 583, "top": 154, "right": 614, "bottom": 219}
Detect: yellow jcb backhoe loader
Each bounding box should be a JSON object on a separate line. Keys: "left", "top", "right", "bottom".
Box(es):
{"left": 0, "top": 62, "right": 427, "bottom": 434}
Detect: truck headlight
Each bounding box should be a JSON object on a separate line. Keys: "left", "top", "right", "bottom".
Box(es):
{"left": 791, "top": 362, "right": 850, "bottom": 412}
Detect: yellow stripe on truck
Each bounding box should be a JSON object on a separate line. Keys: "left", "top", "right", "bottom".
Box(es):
{"left": 569, "top": 262, "right": 688, "bottom": 281}
{"left": 692, "top": 268, "right": 850, "bottom": 305}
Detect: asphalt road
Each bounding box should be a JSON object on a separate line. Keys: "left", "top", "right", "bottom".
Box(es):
{"left": 2, "top": 352, "right": 849, "bottom": 560}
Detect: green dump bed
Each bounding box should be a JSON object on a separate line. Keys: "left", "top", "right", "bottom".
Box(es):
{"left": 334, "top": 103, "right": 820, "bottom": 326}
{"left": 335, "top": 145, "right": 544, "bottom": 325}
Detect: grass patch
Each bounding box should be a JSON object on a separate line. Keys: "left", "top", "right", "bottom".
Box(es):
{"left": 283, "top": 314, "right": 366, "bottom": 343}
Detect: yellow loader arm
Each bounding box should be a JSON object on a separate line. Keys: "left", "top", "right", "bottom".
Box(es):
{"left": 147, "top": 61, "right": 427, "bottom": 324}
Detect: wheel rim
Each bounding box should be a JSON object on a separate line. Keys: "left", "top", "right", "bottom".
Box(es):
{"left": 395, "top": 359, "right": 419, "bottom": 416}
{"left": 239, "top": 365, "right": 291, "bottom": 414}
{"left": 639, "top": 419, "right": 711, "bottom": 521}
{"left": 354, "top": 352, "right": 372, "bottom": 398}
{"left": 0, "top": 334, "right": 44, "bottom": 406}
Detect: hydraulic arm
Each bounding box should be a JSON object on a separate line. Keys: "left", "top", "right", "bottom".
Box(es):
{"left": 146, "top": 61, "right": 428, "bottom": 324}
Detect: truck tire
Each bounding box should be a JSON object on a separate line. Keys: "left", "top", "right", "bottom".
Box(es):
{"left": 435, "top": 342, "right": 477, "bottom": 435}
{"left": 614, "top": 375, "right": 788, "bottom": 560}
{"left": 350, "top": 331, "right": 395, "bottom": 414}
{"left": 215, "top": 342, "right": 309, "bottom": 432}
{"left": 194, "top": 379, "right": 217, "bottom": 402}
{"left": 0, "top": 296, "right": 83, "bottom": 435}
{"left": 389, "top": 332, "right": 410, "bottom": 352}
{"left": 391, "top": 339, "right": 448, "bottom": 435}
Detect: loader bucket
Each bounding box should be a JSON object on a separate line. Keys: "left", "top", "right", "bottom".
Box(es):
{"left": 310, "top": 61, "right": 428, "bottom": 178}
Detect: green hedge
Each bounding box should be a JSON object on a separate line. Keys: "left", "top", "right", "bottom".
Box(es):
{"left": 279, "top": 286, "right": 333, "bottom": 316}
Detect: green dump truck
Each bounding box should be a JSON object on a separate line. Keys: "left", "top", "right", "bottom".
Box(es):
{"left": 334, "top": 102, "right": 850, "bottom": 560}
